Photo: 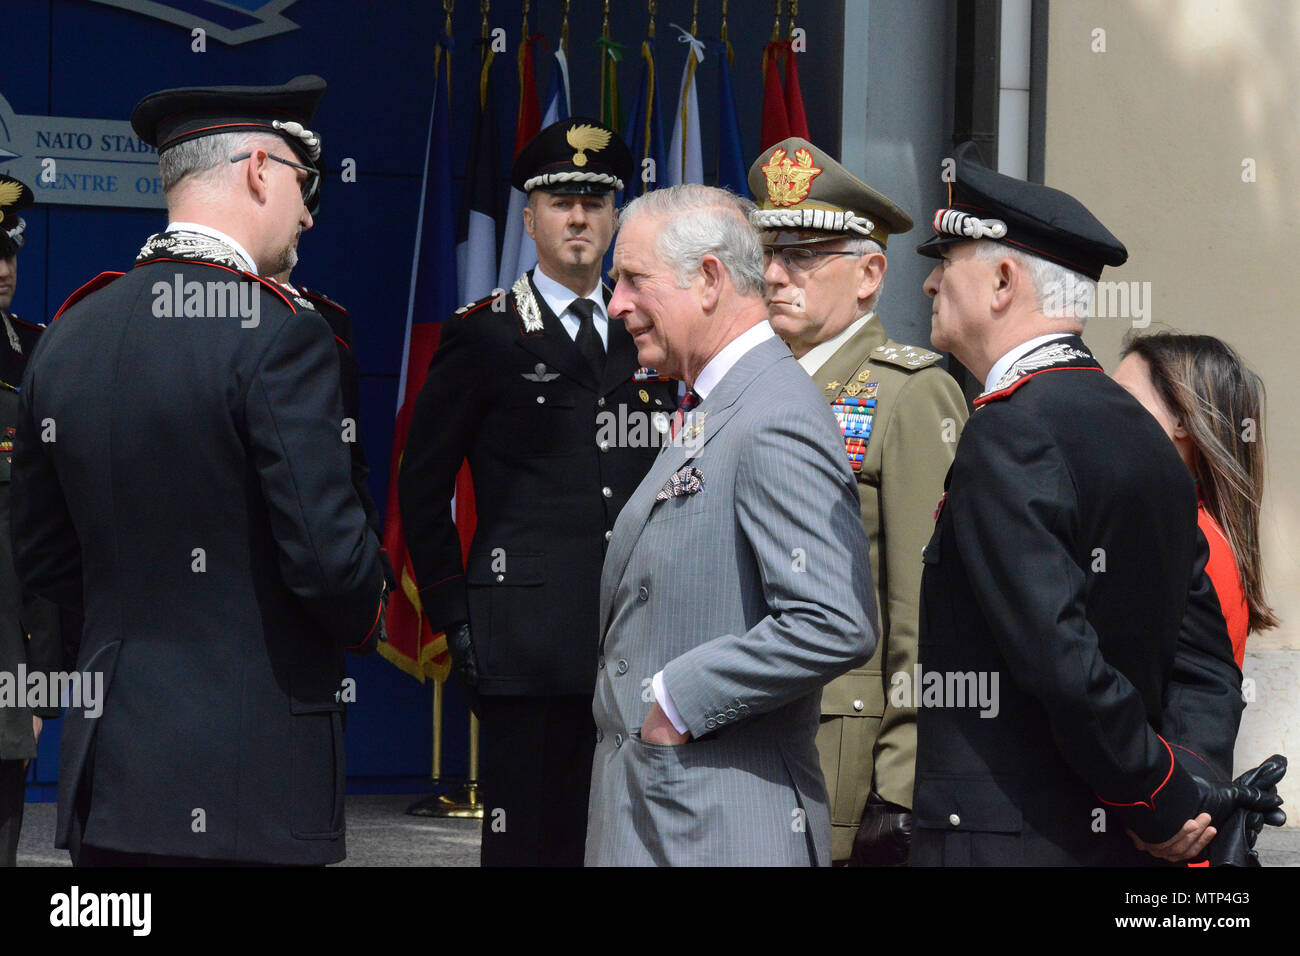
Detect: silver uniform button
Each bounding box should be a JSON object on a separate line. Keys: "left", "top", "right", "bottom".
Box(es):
{"left": 536, "top": 395, "right": 545, "bottom": 404}
{"left": 852, "top": 699, "right": 864, "bottom": 712}
{"left": 949, "top": 813, "right": 961, "bottom": 827}
{"left": 495, "top": 574, "right": 504, "bottom": 583}
{"left": 597, "top": 397, "right": 606, "bottom": 407}
{"left": 604, "top": 530, "right": 613, "bottom": 542}
{"left": 599, "top": 440, "right": 610, "bottom": 452}
{"left": 602, "top": 486, "right": 613, "bottom": 498}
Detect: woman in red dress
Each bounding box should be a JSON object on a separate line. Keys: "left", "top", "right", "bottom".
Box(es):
{"left": 1113, "top": 333, "right": 1278, "bottom": 668}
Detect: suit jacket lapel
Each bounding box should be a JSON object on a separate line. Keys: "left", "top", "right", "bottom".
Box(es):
{"left": 601, "top": 335, "right": 791, "bottom": 635}
{"left": 514, "top": 271, "right": 600, "bottom": 391}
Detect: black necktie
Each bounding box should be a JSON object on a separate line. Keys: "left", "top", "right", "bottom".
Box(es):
{"left": 570, "top": 298, "right": 606, "bottom": 378}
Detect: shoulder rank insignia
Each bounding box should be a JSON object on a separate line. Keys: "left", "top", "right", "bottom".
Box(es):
{"left": 293, "top": 295, "right": 316, "bottom": 311}
{"left": 522, "top": 362, "right": 560, "bottom": 382}
{"left": 511, "top": 275, "right": 544, "bottom": 334}
{"left": 870, "top": 342, "right": 943, "bottom": 371}
{"left": 822, "top": 380, "right": 841, "bottom": 393}
{"left": 830, "top": 396, "right": 875, "bottom": 473}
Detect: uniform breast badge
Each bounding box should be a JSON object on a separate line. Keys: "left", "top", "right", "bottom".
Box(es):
{"left": 522, "top": 362, "right": 560, "bottom": 382}
{"left": 831, "top": 397, "right": 875, "bottom": 472}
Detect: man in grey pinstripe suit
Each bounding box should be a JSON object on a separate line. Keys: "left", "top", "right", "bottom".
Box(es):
{"left": 585, "top": 185, "right": 878, "bottom": 866}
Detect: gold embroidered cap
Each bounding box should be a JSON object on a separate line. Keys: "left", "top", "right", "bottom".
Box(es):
{"left": 748, "top": 137, "right": 912, "bottom": 248}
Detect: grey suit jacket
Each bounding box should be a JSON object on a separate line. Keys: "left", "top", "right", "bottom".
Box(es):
{"left": 585, "top": 333, "right": 879, "bottom": 866}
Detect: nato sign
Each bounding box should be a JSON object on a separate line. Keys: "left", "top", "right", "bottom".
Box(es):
{"left": 0, "top": 90, "right": 164, "bottom": 209}
{"left": 87, "top": 0, "right": 302, "bottom": 46}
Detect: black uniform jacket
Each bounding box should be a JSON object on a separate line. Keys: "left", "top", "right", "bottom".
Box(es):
{"left": 399, "top": 272, "right": 677, "bottom": 696}
{"left": 0, "top": 311, "right": 46, "bottom": 400}
{"left": 293, "top": 285, "right": 393, "bottom": 586}
{"left": 0, "top": 381, "right": 61, "bottom": 761}
{"left": 11, "top": 257, "right": 384, "bottom": 864}
{"left": 912, "top": 336, "right": 1239, "bottom": 866}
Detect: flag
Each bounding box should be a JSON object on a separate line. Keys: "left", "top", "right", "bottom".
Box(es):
{"left": 625, "top": 36, "right": 666, "bottom": 197}
{"left": 497, "top": 32, "right": 543, "bottom": 289}
{"left": 381, "top": 32, "right": 460, "bottom": 683}
{"left": 712, "top": 39, "right": 747, "bottom": 195}
{"left": 457, "top": 39, "right": 502, "bottom": 304}
{"left": 666, "top": 24, "right": 704, "bottom": 187}
{"left": 761, "top": 39, "right": 809, "bottom": 151}
{"left": 784, "top": 38, "right": 810, "bottom": 140}
{"left": 760, "top": 40, "right": 790, "bottom": 151}
{"left": 541, "top": 47, "right": 571, "bottom": 126}
{"left": 503, "top": 47, "right": 570, "bottom": 283}
{"left": 596, "top": 34, "right": 625, "bottom": 134}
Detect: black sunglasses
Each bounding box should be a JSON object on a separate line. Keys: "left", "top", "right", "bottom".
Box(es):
{"left": 229, "top": 152, "right": 320, "bottom": 207}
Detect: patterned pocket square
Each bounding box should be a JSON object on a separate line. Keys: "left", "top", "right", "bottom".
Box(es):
{"left": 655, "top": 466, "right": 705, "bottom": 501}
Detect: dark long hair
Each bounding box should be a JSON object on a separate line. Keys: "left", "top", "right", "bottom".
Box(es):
{"left": 1122, "top": 332, "right": 1278, "bottom": 633}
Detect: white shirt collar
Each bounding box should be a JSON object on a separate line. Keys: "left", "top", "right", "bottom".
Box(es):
{"left": 692, "top": 321, "right": 777, "bottom": 400}
{"left": 531, "top": 266, "right": 608, "bottom": 324}
{"left": 984, "top": 333, "right": 1075, "bottom": 393}
{"left": 798, "top": 312, "right": 874, "bottom": 376}
{"left": 166, "top": 222, "right": 259, "bottom": 274}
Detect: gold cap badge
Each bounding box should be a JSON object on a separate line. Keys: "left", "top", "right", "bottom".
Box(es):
{"left": 567, "top": 124, "right": 612, "bottom": 168}
{"left": 761, "top": 147, "right": 823, "bottom": 207}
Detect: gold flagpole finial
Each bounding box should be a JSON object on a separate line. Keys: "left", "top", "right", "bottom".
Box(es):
{"left": 771, "top": 0, "right": 783, "bottom": 43}
{"left": 690, "top": 0, "right": 698, "bottom": 37}
{"left": 561, "top": 0, "right": 571, "bottom": 57}
{"left": 480, "top": 0, "right": 489, "bottom": 39}
{"left": 648, "top": 0, "right": 656, "bottom": 38}
{"left": 521, "top": 0, "right": 530, "bottom": 39}
{"left": 443, "top": 0, "right": 454, "bottom": 35}
{"left": 788, "top": 0, "right": 799, "bottom": 38}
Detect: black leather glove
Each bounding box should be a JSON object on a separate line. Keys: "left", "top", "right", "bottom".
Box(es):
{"left": 446, "top": 622, "right": 481, "bottom": 717}
{"left": 850, "top": 791, "right": 912, "bottom": 866}
{"left": 1205, "top": 754, "right": 1287, "bottom": 866}
{"left": 1192, "top": 763, "right": 1285, "bottom": 826}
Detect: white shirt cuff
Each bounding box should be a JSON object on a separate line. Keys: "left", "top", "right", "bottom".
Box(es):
{"left": 652, "top": 671, "right": 690, "bottom": 735}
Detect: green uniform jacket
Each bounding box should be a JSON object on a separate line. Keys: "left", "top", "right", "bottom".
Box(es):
{"left": 807, "top": 317, "right": 968, "bottom": 861}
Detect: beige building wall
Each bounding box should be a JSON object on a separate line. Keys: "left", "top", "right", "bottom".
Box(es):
{"left": 1045, "top": 0, "right": 1299, "bottom": 815}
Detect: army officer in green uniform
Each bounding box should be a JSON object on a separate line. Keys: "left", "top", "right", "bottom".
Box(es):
{"left": 749, "top": 139, "right": 968, "bottom": 865}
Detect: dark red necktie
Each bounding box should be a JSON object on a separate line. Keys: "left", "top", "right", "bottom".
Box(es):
{"left": 670, "top": 388, "right": 700, "bottom": 439}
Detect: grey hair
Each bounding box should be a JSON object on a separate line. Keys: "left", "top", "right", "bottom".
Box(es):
{"left": 159, "top": 130, "right": 284, "bottom": 195}
{"left": 619, "top": 184, "right": 767, "bottom": 297}
{"left": 971, "top": 241, "right": 1095, "bottom": 322}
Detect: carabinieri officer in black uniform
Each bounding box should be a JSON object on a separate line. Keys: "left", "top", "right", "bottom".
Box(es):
{"left": 12, "top": 76, "right": 386, "bottom": 866}
{"left": 399, "top": 118, "right": 676, "bottom": 867}
{"left": 909, "top": 143, "right": 1278, "bottom": 866}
